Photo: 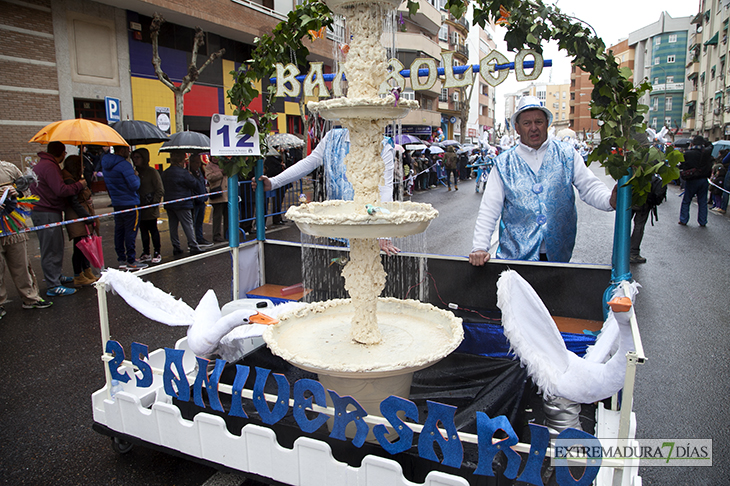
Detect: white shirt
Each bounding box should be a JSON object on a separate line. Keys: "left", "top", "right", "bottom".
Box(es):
{"left": 471, "top": 138, "right": 614, "bottom": 255}
{"left": 269, "top": 130, "right": 395, "bottom": 202}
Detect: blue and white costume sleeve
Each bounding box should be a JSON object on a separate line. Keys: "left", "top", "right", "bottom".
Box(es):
{"left": 269, "top": 128, "right": 393, "bottom": 203}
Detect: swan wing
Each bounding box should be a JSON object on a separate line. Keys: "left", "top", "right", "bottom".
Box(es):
{"left": 497, "top": 270, "right": 571, "bottom": 398}
{"left": 99, "top": 268, "right": 194, "bottom": 326}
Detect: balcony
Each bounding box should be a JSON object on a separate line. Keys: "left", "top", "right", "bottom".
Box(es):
{"left": 687, "top": 90, "right": 699, "bottom": 103}
{"left": 687, "top": 63, "right": 700, "bottom": 79}
{"left": 455, "top": 43, "right": 469, "bottom": 58}
{"left": 448, "top": 13, "right": 470, "bottom": 32}
{"left": 396, "top": 0, "right": 440, "bottom": 35}
{"left": 385, "top": 31, "right": 441, "bottom": 59}
{"left": 401, "top": 108, "right": 441, "bottom": 127}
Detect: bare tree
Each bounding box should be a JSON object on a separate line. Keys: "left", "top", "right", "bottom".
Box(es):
{"left": 150, "top": 13, "right": 225, "bottom": 133}
{"left": 457, "top": 84, "right": 474, "bottom": 144}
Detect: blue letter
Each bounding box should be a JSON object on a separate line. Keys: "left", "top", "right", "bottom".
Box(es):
{"left": 162, "top": 348, "right": 189, "bottom": 402}
{"left": 516, "top": 424, "right": 549, "bottom": 485}
{"left": 131, "top": 342, "right": 152, "bottom": 388}
{"left": 193, "top": 357, "right": 225, "bottom": 412}
{"left": 328, "top": 389, "right": 368, "bottom": 448}
{"left": 554, "top": 428, "right": 602, "bottom": 486}
{"left": 374, "top": 396, "right": 418, "bottom": 455}
{"left": 105, "top": 340, "right": 131, "bottom": 383}
{"left": 417, "top": 400, "right": 463, "bottom": 468}
{"left": 252, "top": 367, "right": 289, "bottom": 425}
{"left": 229, "top": 364, "right": 250, "bottom": 418}
{"left": 292, "top": 378, "right": 329, "bottom": 433}
{"left": 474, "top": 412, "right": 521, "bottom": 478}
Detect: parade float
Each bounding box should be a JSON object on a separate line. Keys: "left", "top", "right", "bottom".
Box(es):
{"left": 90, "top": 0, "right": 682, "bottom": 484}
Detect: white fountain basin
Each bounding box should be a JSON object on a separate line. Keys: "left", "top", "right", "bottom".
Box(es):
{"left": 308, "top": 97, "right": 419, "bottom": 121}
{"left": 263, "top": 297, "right": 463, "bottom": 376}
{"left": 263, "top": 297, "right": 463, "bottom": 442}
{"left": 286, "top": 200, "right": 438, "bottom": 239}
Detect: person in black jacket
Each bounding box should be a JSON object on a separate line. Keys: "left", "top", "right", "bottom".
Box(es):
{"left": 678, "top": 135, "right": 713, "bottom": 226}
{"left": 162, "top": 152, "right": 204, "bottom": 255}
{"left": 189, "top": 154, "right": 212, "bottom": 247}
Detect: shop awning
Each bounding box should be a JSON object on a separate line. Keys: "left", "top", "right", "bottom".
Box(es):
{"left": 705, "top": 32, "right": 719, "bottom": 46}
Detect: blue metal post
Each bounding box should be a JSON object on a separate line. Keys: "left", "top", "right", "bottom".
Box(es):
{"left": 227, "top": 174, "right": 239, "bottom": 248}
{"left": 255, "top": 158, "right": 265, "bottom": 241}
{"left": 604, "top": 173, "right": 633, "bottom": 316}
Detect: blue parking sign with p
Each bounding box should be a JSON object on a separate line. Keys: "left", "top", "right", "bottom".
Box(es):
{"left": 105, "top": 97, "right": 120, "bottom": 123}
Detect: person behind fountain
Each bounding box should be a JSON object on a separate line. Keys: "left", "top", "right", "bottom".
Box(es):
{"left": 469, "top": 96, "right": 617, "bottom": 265}
{"left": 255, "top": 127, "right": 399, "bottom": 254}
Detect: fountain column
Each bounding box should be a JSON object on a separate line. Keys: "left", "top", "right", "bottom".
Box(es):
{"left": 337, "top": 2, "right": 390, "bottom": 344}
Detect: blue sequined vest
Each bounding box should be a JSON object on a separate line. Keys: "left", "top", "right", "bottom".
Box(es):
{"left": 495, "top": 140, "right": 577, "bottom": 262}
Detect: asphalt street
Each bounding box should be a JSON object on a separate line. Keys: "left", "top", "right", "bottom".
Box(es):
{"left": 0, "top": 164, "right": 728, "bottom": 485}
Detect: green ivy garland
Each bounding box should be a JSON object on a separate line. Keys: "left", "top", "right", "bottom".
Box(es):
{"left": 227, "top": 0, "right": 682, "bottom": 203}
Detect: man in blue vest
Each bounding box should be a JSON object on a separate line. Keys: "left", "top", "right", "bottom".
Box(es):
{"left": 469, "top": 96, "right": 617, "bottom": 264}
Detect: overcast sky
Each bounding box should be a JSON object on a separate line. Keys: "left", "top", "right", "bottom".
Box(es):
{"left": 490, "top": 0, "right": 701, "bottom": 123}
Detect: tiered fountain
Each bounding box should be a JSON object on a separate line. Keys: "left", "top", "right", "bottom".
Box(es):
{"left": 263, "top": 0, "right": 463, "bottom": 430}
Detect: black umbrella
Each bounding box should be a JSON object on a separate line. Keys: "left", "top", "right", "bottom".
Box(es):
{"left": 111, "top": 120, "right": 170, "bottom": 145}
{"left": 159, "top": 131, "right": 211, "bottom": 153}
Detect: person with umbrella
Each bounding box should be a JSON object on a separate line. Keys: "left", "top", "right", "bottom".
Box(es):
{"left": 102, "top": 146, "right": 147, "bottom": 270}
{"left": 162, "top": 152, "right": 205, "bottom": 256}
{"left": 132, "top": 148, "right": 164, "bottom": 264}
{"left": 30, "top": 141, "right": 89, "bottom": 295}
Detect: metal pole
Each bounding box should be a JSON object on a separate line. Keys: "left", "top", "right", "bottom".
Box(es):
{"left": 255, "top": 158, "right": 265, "bottom": 241}
{"left": 228, "top": 174, "right": 240, "bottom": 299}
{"left": 604, "top": 173, "right": 633, "bottom": 315}
{"left": 96, "top": 281, "right": 113, "bottom": 398}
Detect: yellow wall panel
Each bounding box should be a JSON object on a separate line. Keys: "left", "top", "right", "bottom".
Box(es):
{"left": 130, "top": 77, "right": 175, "bottom": 169}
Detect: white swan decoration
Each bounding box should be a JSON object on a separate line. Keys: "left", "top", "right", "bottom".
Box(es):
{"left": 496, "top": 270, "right": 637, "bottom": 404}
{"left": 98, "top": 268, "right": 280, "bottom": 358}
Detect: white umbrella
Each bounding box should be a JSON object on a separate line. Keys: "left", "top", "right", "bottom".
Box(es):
{"left": 556, "top": 128, "right": 576, "bottom": 140}
{"left": 267, "top": 133, "right": 305, "bottom": 150}
{"left": 405, "top": 143, "right": 428, "bottom": 151}
{"left": 427, "top": 146, "right": 444, "bottom": 154}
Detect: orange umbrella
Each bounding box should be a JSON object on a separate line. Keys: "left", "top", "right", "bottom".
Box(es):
{"left": 29, "top": 118, "right": 129, "bottom": 146}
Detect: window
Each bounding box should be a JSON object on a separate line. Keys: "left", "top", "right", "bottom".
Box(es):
{"left": 652, "top": 97, "right": 659, "bottom": 111}
{"left": 667, "top": 75, "right": 674, "bottom": 83}
{"left": 562, "top": 91, "right": 566, "bottom": 98}
{"left": 653, "top": 77, "right": 659, "bottom": 84}
{"left": 667, "top": 55, "right": 676, "bottom": 63}
{"left": 402, "top": 89, "right": 416, "bottom": 101}
{"left": 440, "top": 88, "right": 449, "bottom": 102}
{"left": 665, "top": 96, "right": 672, "bottom": 111}
{"left": 562, "top": 102, "right": 566, "bottom": 110}
{"left": 654, "top": 57, "right": 660, "bottom": 65}
{"left": 669, "top": 34, "right": 677, "bottom": 43}
{"left": 537, "top": 89, "right": 546, "bottom": 100}
{"left": 439, "top": 24, "right": 448, "bottom": 41}
{"left": 654, "top": 37, "right": 661, "bottom": 46}
{"left": 665, "top": 116, "right": 672, "bottom": 126}
{"left": 652, "top": 117, "right": 657, "bottom": 127}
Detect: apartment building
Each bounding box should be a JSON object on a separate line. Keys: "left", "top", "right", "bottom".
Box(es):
{"left": 467, "top": 17, "right": 497, "bottom": 144}
{"left": 628, "top": 12, "right": 691, "bottom": 134}
{"left": 688, "top": 0, "right": 730, "bottom": 140}
{"left": 0, "top": 0, "right": 334, "bottom": 167}
{"left": 2, "top": 0, "right": 494, "bottom": 167}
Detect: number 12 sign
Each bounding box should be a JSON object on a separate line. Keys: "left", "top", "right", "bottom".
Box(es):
{"left": 210, "top": 114, "right": 261, "bottom": 157}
